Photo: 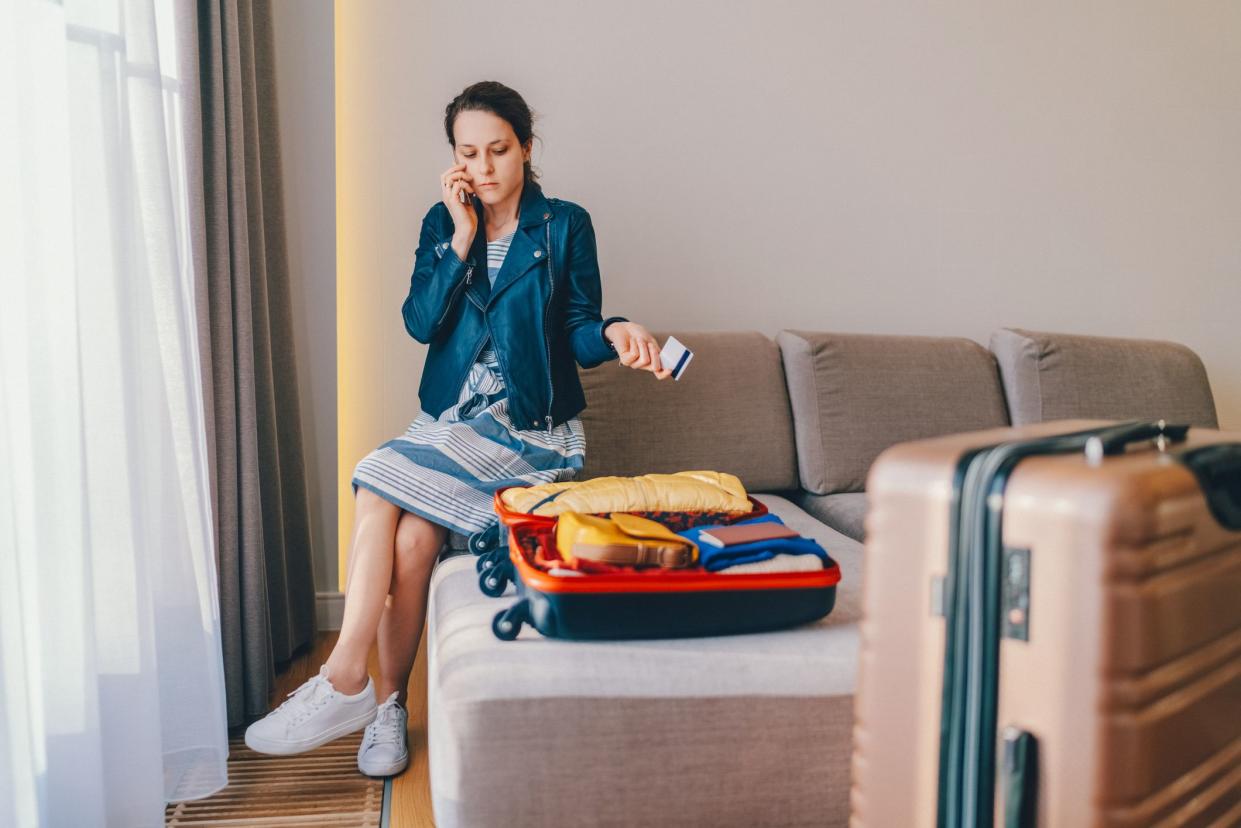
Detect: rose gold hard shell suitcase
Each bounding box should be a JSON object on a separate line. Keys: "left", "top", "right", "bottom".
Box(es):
{"left": 852, "top": 420, "right": 1241, "bottom": 828}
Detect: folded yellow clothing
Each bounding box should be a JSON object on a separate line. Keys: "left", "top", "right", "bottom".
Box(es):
{"left": 500, "top": 470, "right": 751, "bottom": 516}
{"left": 556, "top": 512, "right": 699, "bottom": 568}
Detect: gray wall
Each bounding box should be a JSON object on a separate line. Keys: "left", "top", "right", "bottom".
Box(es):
{"left": 287, "top": 1, "right": 1241, "bottom": 591}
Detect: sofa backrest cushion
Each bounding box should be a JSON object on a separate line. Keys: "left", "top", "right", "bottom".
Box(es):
{"left": 576, "top": 330, "right": 800, "bottom": 492}
{"left": 776, "top": 330, "right": 1010, "bottom": 495}
{"left": 989, "top": 328, "right": 1218, "bottom": 428}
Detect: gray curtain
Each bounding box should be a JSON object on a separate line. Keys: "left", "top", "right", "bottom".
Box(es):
{"left": 176, "top": 0, "right": 318, "bottom": 730}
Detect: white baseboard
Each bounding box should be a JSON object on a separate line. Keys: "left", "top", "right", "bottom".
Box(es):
{"left": 316, "top": 591, "right": 345, "bottom": 631}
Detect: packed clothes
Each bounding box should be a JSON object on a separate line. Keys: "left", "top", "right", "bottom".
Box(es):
{"left": 675, "top": 514, "right": 830, "bottom": 572}
{"left": 499, "top": 470, "right": 753, "bottom": 516}
{"left": 714, "top": 554, "right": 826, "bottom": 575}
{"left": 555, "top": 511, "right": 699, "bottom": 568}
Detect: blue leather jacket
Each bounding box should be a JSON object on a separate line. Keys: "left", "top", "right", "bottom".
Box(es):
{"left": 402, "top": 180, "right": 629, "bottom": 434}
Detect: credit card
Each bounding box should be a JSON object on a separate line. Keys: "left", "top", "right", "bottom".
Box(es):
{"left": 659, "top": 335, "right": 693, "bottom": 381}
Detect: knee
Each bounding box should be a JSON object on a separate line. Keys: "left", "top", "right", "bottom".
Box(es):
{"left": 393, "top": 511, "right": 445, "bottom": 576}
{"left": 355, "top": 486, "right": 398, "bottom": 522}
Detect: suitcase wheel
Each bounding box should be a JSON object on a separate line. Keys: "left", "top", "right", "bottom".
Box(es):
{"left": 468, "top": 526, "right": 498, "bottom": 556}
{"left": 492, "top": 599, "right": 529, "bottom": 641}
{"left": 479, "top": 562, "right": 511, "bottom": 597}
{"left": 476, "top": 546, "right": 506, "bottom": 573}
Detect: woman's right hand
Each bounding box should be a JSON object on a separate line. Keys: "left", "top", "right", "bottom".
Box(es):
{"left": 441, "top": 163, "right": 477, "bottom": 242}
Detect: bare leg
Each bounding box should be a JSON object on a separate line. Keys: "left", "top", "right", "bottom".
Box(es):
{"left": 375, "top": 512, "right": 447, "bottom": 707}
{"left": 323, "top": 488, "right": 403, "bottom": 694}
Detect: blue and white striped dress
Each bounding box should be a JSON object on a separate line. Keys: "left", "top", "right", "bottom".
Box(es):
{"left": 350, "top": 229, "right": 586, "bottom": 536}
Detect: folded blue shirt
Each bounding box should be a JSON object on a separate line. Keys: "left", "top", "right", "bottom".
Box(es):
{"left": 676, "top": 514, "right": 831, "bottom": 572}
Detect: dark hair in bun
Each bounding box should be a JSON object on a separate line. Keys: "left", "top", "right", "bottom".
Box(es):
{"left": 444, "top": 81, "right": 540, "bottom": 186}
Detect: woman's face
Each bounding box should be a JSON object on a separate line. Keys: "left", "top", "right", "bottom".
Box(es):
{"left": 452, "top": 109, "right": 530, "bottom": 209}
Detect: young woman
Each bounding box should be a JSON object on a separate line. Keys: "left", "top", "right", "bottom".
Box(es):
{"left": 244, "top": 81, "right": 670, "bottom": 776}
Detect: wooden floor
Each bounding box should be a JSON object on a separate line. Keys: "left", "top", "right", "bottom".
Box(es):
{"left": 254, "top": 627, "right": 436, "bottom": 827}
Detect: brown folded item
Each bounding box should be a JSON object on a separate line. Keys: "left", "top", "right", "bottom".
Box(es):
{"left": 698, "top": 521, "right": 800, "bottom": 547}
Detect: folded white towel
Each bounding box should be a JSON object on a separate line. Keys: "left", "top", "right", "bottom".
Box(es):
{"left": 714, "top": 553, "right": 825, "bottom": 575}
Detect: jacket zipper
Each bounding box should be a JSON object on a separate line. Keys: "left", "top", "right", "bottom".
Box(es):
{"left": 543, "top": 222, "right": 554, "bottom": 435}
{"left": 433, "top": 261, "right": 473, "bottom": 333}
{"left": 454, "top": 260, "right": 484, "bottom": 409}
{"left": 455, "top": 324, "right": 488, "bottom": 411}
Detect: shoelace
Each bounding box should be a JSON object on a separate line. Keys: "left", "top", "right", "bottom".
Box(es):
{"left": 364, "top": 698, "right": 405, "bottom": 747}
{"left": 273, "top": 672, "right": 335, "bottom": 725}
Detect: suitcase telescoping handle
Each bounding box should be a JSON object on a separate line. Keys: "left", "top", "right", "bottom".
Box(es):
{"left": 1085, "top": 420, "right": 1241, "bottom": 530}
{"left": 1176, "top": 442, "right": 1241, "bottom": 530}
{"left": 1084, "top": 418, "right": 1190, "bottom": 463}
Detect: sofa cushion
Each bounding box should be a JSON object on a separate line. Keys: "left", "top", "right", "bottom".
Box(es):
{"left": 990, "top": 328, "right": 1218, "bottom": 427}
{"left": 575, "top": 331, "right": 800, "bottom": 493}
{"left": 426, "top": 493, "right": 862, "bottom": 828}
{"left": 793, "top": 491, "right": 868, "bottom": 541}
{"left": 776, "top": 330, "right": 1010, "bottom": 495}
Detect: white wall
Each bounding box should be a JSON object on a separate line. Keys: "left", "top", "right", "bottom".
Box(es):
{"left": 271, "top": 0, "right": 336, "bottom": 595}
{"left": 308, "top": 2, "right": 1241, "bottom": 589}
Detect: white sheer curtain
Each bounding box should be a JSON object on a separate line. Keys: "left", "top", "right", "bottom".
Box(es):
{"left": 0, "top": 0, "right": 229, "bottom": 825}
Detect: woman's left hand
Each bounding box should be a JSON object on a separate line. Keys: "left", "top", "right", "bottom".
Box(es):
{"left": 605, "top": 322, "right": 672, "bottom": 380}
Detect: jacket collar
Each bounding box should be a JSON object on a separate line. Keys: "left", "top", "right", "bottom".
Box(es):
{"left": 465, "top": 180, "right": 555, "bottom": 307}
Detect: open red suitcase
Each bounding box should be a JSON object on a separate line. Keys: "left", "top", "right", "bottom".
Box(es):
{"left": 482, "top": 486, "right": 843, "bottom": 640}
{"left": 472, "top": 484, "right": 772, "bottom": 595}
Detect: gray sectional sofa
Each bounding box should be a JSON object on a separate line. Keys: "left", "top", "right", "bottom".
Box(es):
{"left": 427, "top": 327, "right": 1219, "bottom": 827}
{"left": 782, "top": 327, "right": 1218, "bottom": 543}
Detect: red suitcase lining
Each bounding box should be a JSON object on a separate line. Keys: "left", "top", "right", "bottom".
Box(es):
{"left": 493, "top": 486, "right": 842, "bottom": 595}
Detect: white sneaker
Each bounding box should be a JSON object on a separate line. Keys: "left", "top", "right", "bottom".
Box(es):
{"left": 244, "top": 665, "right": 377, "bottom": 755}
{"left": 357, "top": 691, "right": 410, "bottom": 777}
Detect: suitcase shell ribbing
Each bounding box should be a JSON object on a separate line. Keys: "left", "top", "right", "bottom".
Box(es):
{"left": 851, "top": 420, "right": 1241, "bottom": 828}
